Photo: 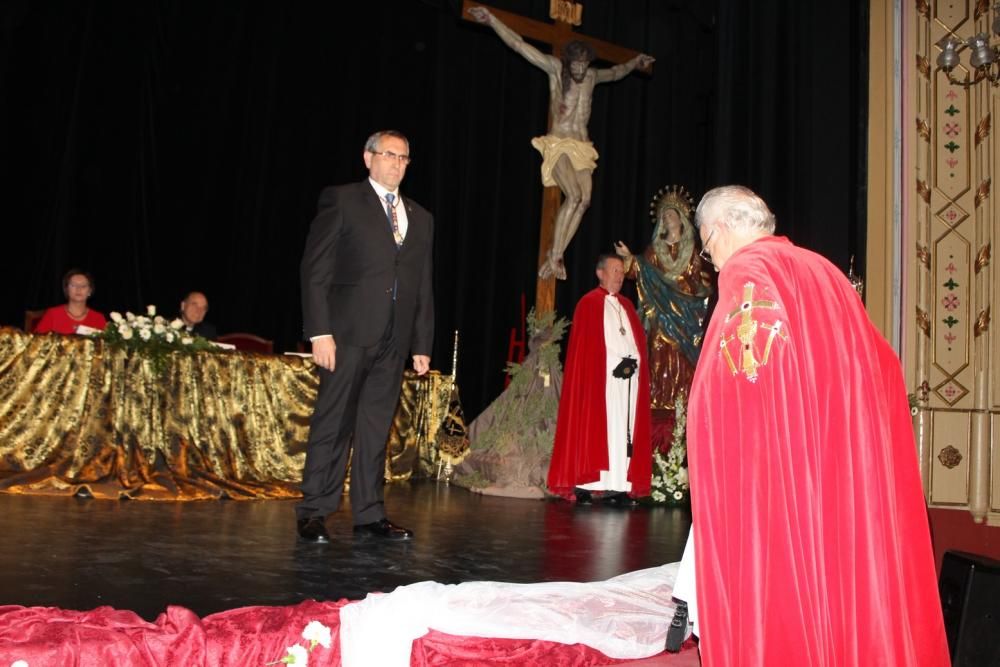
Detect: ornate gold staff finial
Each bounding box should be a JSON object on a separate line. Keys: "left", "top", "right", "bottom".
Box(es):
{"left": 847, "top": 255, "right": 864, "bottom": 298}
{"left": 649, "top": 184, "right": 695, "bottom": 223}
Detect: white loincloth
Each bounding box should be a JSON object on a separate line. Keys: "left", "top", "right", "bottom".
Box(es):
{"left": 530, "top": 135, "right": 599, "bottom": 187}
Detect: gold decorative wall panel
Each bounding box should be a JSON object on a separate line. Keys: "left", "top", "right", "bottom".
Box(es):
{"left": 905, "top": 0, "right": 996, "bottom": 523}
{"left": 992, "top": 416, "right": 1000, "bottom": 516}
{"left": 928, "top": 410, "right": 971, "bottom": 505}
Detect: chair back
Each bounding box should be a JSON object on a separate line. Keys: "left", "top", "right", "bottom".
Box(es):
{"left": 216, "top": 332, "right": 274, "bottom": 354}
{"left": 24, "top": 309, "right": 45, "bottom": 333}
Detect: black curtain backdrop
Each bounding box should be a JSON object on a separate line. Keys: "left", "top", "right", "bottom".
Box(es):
{"left": 0, "top": 0, "right": 867, "bottom": 420}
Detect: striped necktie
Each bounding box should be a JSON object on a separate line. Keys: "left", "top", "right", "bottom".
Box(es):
{"left": 385, "top": 193, "right": 403, "bottom": 247}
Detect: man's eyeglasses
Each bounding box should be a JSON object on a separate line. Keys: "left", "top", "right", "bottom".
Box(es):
{"left": 370, "top": 150, "right": 411, "bottom": 165}
{"left": 699, "top": 228, "right": 715, "bottom": 262}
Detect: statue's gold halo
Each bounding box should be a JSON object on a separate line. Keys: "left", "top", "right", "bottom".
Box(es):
{"left": 649, "top": 185, "right": 695, "bottom": 222}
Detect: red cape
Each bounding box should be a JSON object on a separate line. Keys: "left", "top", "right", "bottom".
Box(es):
{"left": 547, "top": 287, "right": 652, "bottom": 499}
{"left": 688, "top": 237, "right": 949, "bottom": 666}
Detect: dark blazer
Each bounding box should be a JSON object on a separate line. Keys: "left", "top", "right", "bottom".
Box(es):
{"left": 189, "top": 320, "right": 217, "bottom": 340}
{"left": 300, "top": 180, "right": 434, "bottom": 358}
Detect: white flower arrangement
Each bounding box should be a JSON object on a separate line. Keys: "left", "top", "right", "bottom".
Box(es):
{"left": 94, "top": 306, "right": 216, "bottom": 374}
{"left": 267, "top": 620, "right": 333, "bottom": 666}
{"left": 280, "top": 645, "right": 308, "bottom": 666}
{"left": 650, "top": 392, "right": 690, "bottom": 506}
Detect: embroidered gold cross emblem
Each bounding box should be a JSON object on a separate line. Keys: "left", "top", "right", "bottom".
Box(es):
{"left": 719, "top": 282, "right": 788, "bottom": 382}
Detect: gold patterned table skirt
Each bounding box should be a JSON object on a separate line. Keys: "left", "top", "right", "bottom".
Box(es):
{"left": 0, "top": 328, "right": 467, "bottom": 500}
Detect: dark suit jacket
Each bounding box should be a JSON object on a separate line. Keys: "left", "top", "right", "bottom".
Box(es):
{"left": 190, "top": 321, "right": 217, "bottom": 340}
{"left": 300, "top": 180, "right": 434, "bottom": 358}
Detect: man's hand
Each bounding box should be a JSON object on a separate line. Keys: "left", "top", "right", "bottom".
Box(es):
{"left": 412, "top": 355, "right": 431, "bottom": 376}
{"left": 468, "top": 6, "right": 491, "bottom": 23}
{"left": 312, "top": 336, "right": 336, "bottom": 372}
{"left": 614, "top": 240, "right": 631, "bottom": 258}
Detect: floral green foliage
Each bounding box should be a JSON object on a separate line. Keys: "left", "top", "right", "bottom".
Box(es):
{"left": 480, "top": 309, "right": 566, "bottom": 455}
{"left": 454, "top": 308, "right": 569, "bottom": 496}
{"left": 93, "top": 305, "right": 217, "bottom": 375}
{"left": 266, "top": 620, "right": 332, "bottom": 665}
{"left": 650, "top": 393, "right": 690, "bottom": 506}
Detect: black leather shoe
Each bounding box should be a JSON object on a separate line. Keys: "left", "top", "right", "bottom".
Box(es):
{"left": 297, "top": 517, "right": 330, "bottom": 543}
{"left": 574, "top": 488, "right": 593, "bottom": 505}
{"left": 353, "top": 518, "right": 413, "bottom": 541}
{"left": 665, "top": 600, "right": 689, "bottom": 652}
{"left": 602, "top": 492, "right": 639, "bottom": 508}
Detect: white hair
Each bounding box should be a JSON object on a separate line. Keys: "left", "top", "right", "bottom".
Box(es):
{"left": 694, "top": 185, "right": 776, "bottom": 235}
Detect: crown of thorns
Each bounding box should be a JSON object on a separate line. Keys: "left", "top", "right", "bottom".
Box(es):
{"left": 649, "top": 185, "right": 694, "bottom": 222}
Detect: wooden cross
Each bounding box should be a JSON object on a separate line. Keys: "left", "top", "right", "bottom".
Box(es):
{"left": 462, "top": 0, "right": 653, "bottom": 315}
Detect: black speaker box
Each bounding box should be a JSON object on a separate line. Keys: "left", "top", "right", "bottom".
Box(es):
{"left": 939, "top": 550, "right": 1000, "bottom": 666}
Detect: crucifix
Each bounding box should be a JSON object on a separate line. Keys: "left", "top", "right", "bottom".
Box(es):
{"left": 463, "top": 0, "right": 654, "bottom": 315}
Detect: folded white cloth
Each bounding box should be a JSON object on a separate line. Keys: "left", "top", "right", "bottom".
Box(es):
{"left": 340, "top": 562, "right": 687, "bottom": 667}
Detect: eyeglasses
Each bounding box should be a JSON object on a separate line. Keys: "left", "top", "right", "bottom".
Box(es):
{"left": 699, "top": 228, "right": 715, "bottom": 262}
{"left": 370, "top": 150, "right": 411, "bottom": 165}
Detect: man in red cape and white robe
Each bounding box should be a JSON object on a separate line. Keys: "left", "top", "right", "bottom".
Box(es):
{"left": 547, "top": 254, "right": 652, "bottom": 504}
{"left": 686, "top": 185, "right": 949, "bottom": 665}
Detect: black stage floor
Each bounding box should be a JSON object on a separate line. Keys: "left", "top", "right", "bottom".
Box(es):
{"left": 0, "top": 481, "right": 692, "bottom": 621}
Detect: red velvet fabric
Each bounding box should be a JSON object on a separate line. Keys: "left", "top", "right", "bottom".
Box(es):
{"left": 0, "top": 600, "right": 699, "bottom": 666}
{"left": 688, "top": 236, "right": 950, "bottom": 666}
{"left": 412, "top": 630, "right": 699, "bottom": 666}
{"left": 650, "top": 411, "right": 676, "bottom": 457}
{"left": 547, "top": 288, "right": 652, "bottom": 499}
{"left": 413, "top": 630, "right": 626, "bottom": 666}
{"left": 0, "top": 600, "right": 348, "bottom": 666}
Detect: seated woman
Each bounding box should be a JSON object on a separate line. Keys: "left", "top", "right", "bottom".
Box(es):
{"left": 34, "top": 269, "right": 107, "bottom": 334}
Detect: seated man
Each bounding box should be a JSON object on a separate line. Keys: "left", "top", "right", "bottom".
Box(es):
{"left": 179, "top": 291, "right": 217, "bottom": 340}
{"left": 546, "top": 254, "right": 652, "bottom": 506}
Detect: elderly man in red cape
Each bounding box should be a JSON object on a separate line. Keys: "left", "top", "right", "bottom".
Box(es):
{"left": 547, "top": 254, "right": 652, "bottom": 505}
{"left": 687, "top": 185, "right": 949, "bottom": 665}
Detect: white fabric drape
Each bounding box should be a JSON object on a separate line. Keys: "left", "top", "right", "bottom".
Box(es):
{"left": 340, "top": 562, "right": 688, "bottom": 667}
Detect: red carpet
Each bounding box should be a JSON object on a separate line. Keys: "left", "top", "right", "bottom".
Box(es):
{"left": 0, "top": 599, "right": 698, "bottom": 666}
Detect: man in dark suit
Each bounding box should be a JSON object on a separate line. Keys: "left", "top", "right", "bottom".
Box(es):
{"left": 296, "top": 130, "right": 434, "bottom": 543}
{"left": 179, "top": 291, "right": 217, "bottom": 340}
